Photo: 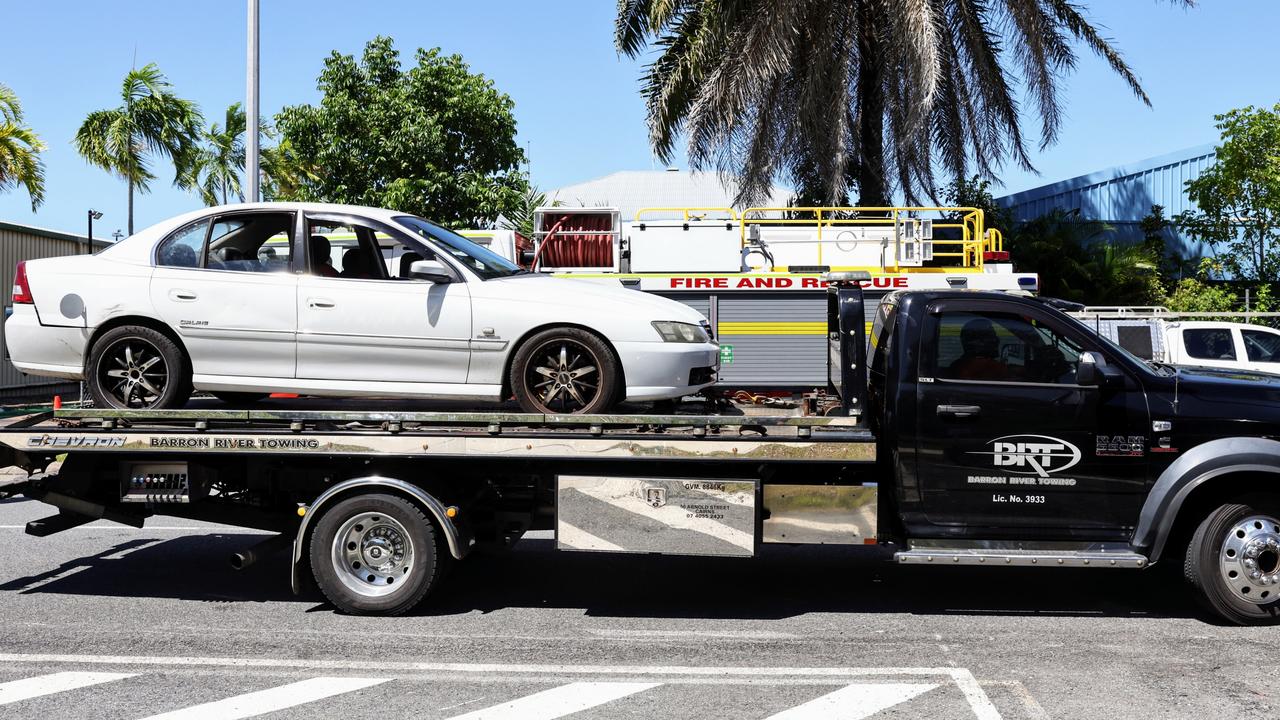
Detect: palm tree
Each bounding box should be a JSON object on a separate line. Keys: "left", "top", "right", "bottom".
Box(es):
{"left": 181, "top": 103, "right": 247, "bottom": 206}
{"left": 0, "top": 84, "right": 46, "bottom": 210}
{"left": 74, "top": 64, "right": 202, "bottom": 234}
{"left": 617, "top": 0, "right": 1193, "bottom": 207}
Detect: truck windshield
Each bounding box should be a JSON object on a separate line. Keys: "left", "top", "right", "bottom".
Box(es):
{"left": 394, "top": 216, "right": 525, "bottom": 280}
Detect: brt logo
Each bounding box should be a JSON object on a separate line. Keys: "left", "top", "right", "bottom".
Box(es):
{"left": 971, "top": 435, "right": 1082, "bottom": 477}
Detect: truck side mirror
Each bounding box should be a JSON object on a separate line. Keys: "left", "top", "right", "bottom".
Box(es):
{"left": 1077, "top": 350, "right": 1107, "bottom": 386}
{"left": 409, "top": 259, "right": 454, "bottom": 284}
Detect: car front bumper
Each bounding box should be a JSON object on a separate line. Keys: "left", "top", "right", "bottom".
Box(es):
{"left": 613, "top": 340, "right": 720, "bottom": 401}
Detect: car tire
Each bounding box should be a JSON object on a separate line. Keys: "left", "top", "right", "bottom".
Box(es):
{"left": 1184, "top": 500, "right": 1280, "bottom": 626}
{"left": 309, "top": 493, "right": 442, "bottom": 616}
{"left": 86, "top": 325, "right": 192, "bottom": 410}
{"left": 510, "top": 327, "right": 619, "bottom": 414}
{"left": 211, "top": 392, "right": 269, "bottom": 406}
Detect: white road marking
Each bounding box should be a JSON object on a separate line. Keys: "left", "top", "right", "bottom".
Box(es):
{"left": 444, "top": 681, "right": 659, "bottom": 720}
{"left": 16, "top": 564, "right": 89, "bottom": 591}
{"left": 764, "top": 682, "right": 938, "bottom": 720}
{"left": 588, "top": 628, "right": 799, "bottom": 640}
{"left": 555, "top": 521, "right": 624, "bottom": 552}
{"left": 0, "top": 671, "right": 135, "bottom": 705}
{"left": 135, "top": 676, "right": 387, "bottom": 720}
{"left": 0, "top": 655, "right": 1002, "bottom": 719}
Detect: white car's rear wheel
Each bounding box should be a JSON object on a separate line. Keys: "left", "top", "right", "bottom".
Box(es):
{"left": 87, "top": 326, "right": 191, "bottom": 410}
{"left": 511, "top": 328, "right": 619, "bottom": 414}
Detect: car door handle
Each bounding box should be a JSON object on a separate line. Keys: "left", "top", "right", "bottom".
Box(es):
{"left": 937, "top": 404, "right": 982, "bottom": 418}
{"left": 308, "top": 298, "right": 335, "bottom": 309}
{"left": 169, "top": 289, "right": 198, "bottom": 302}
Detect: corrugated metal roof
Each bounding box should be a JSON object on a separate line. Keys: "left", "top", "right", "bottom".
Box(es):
{"left": 994, "top": 144, "right": 1217, "bottom": 256}
{"left": 546, "top": 170, "right": 793, "bottom": 221}
{"left": 0, "top": 219, "right": 109, "bottom": 248}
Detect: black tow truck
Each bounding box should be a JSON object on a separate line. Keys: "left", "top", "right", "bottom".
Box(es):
{"left": 1, "top": 274, "right": 1279, "bottom": 625}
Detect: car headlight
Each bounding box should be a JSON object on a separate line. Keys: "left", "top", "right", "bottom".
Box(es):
{"left": 652, "top": 321, "right": 710, "bottom": 343}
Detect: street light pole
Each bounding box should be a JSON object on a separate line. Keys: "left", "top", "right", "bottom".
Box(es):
{"left": 86, "top": 209, "right": 102, "bottom": 255}
{"left": 245, "top": 0, "right": 261, "bottom": 203}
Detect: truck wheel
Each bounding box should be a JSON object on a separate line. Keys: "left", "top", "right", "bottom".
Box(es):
{"left": 87, "top": 325, "right": 192, "bottom": 409}
{"left": 510, "top": 327, "right": 619, "bottom": 414}
{"left": 309, "top": 493, "right": 441, "bottom": 615}
{"left": 1185, "top": 501, "right": 1280, "bottom": 625}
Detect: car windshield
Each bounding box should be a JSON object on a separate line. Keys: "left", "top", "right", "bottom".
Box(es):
{"left": 394, "top": 216, "right": 524, "bottom": 280}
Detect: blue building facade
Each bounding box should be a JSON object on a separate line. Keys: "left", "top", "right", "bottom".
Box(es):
{"left": 995, "top": 144, "right": 1217, "bottom": 258}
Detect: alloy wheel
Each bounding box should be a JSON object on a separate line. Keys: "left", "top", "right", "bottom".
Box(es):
{"left": 525, "top": 339, "right": 602, "bottom": 413}
{"left": 97, "top": 338, "right": 170, "bottom": 408}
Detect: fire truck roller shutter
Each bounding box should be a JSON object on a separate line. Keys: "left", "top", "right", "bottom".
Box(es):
{"left": 716, "top": 294, "right": 829, "bottom": 387}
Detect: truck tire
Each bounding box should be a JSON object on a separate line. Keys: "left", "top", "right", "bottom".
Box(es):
{"left": 309, "top": 493, "right": 442, "bottom": 615}
{"left": 510, "top": 327, "right": 620, "bottom": 414}
{"left": 86, "top": 325, "right": 192, "bottom": 409}
{"left": 1184, "top": 501, "right": 1280, "bottom": 625}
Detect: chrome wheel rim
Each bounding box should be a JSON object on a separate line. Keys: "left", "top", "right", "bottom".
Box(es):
{"left": 1219, "top": 514, "right": 1280, "bottom": 605}
{"left": 97, "top": 337, "right": 168, "bottom": 408}
{"left": 525, "top": 339, "right": 601, "bottom": 413}
{"left": 331, "top": 512, "right": 414, "bottom": 598}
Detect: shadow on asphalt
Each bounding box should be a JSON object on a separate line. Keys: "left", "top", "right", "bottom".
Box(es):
{"left": 1, "top": 532, "right": 1210, "bottom": 621}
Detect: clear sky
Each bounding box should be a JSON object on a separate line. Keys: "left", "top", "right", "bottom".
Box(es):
{"left": 1, "top": 0, "right": 1276, "bottom": 237}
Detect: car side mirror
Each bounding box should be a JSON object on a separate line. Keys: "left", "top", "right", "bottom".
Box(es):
{"left": 409, "top": 259, "right": 454, "bottom": 284}
{"left": 1077, "top": 350, "right": 1121, "bottom": 387}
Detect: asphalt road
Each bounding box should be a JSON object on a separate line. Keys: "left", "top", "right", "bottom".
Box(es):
{"left": 0, "top": 497, "right": 1276, "bottom": 720}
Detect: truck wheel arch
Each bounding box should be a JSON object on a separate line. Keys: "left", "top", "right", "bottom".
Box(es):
{"left": 289, "top": 476, "right": 470, "bottom": 595}
{"left": 1134, "top": 437, "right": 1280, "bottom": 562}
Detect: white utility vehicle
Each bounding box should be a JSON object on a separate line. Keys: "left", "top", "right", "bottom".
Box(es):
{"left": 1072, "top": 307, "right": 1280, "bottom": 375}
{"left": 5, "top": 203, "right": 719, "bottom": 412}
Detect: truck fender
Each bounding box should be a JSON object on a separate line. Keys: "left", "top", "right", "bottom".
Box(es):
{"left": 1133, "top": 437, "right": 1280, "bottom": 562}
{"left": 289, "top": 476, "right": 469, "bottom": 594}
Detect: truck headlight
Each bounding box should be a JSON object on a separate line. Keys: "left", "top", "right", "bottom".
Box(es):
{"left": 652, "top": 321, "right": 709, "bottom": 343}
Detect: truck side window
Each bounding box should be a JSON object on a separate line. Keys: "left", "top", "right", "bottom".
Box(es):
{"left": 1183, "top": 328, "right": 1236, "bottom": 361}
{"left": 1243, "top": 330, "right": 1280, "bottom": 363}
{"left": 869, "top": 300, "right": 897, "bottom": 376}
{"left": 934, "top": 311, "right": 1082, "bottom": 384}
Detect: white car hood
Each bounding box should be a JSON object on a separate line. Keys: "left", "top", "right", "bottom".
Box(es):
{"left": 480, "top": 273, "right": 707, "bottom": 324}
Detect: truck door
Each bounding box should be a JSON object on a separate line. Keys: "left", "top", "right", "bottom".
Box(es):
{"left": 914, "top": 299, "right": 1150, "bottom": 534}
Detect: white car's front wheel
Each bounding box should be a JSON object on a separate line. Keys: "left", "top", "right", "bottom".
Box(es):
{"left": 510, "top": 328, "right": 619, "bottom": 414}
{"left": 86, "top": 325, "right": 192, "bottom": 410}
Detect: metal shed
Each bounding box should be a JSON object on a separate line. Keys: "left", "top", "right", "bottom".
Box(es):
{"left": 995, "top": 144, "right": 1217, "bottom": 258}
{"left": 0, "top": 220, "right": 107, "bottom": 399}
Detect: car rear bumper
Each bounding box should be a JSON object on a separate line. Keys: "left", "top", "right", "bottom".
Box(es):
{"left": 4, "top": 306, "right": 86, "bottom": 380}
{"left": 614, "top": 340, "right": 719, "bottom": 401}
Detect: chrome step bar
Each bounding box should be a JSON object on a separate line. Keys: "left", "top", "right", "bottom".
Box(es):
{"left": 894, "top": 546, "right": 1148, "bottom": 568}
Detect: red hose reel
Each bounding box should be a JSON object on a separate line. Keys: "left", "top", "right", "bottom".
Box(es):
{"left": 533, "top": 213, "right": 615, "bottom": 269}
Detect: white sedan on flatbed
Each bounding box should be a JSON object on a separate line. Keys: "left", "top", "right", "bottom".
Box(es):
{"left": 6, "top": 202, "right": 719, "bottom": 413}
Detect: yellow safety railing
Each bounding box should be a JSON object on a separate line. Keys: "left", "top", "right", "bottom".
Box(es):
{"left": 634, "top": 207, "right": 740, "bottom": 222}
{"left": 735, "top": 206, "right": 998, "bottom": 270}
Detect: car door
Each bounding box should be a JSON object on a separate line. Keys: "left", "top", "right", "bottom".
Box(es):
{"left": 296, "top": 213, "right": 473, "bottom": 385}
{"left": 149, "top": 210, "right": 299, "bottom": 379}
{"left": 913, "top": 299, "right": 1151, "bottom": 535}
{"left": 1177, "top": 325, "right": 1241, "bottom": 371}
{"left": 1241, "top": 327, "right": 1280, "bottom": 373}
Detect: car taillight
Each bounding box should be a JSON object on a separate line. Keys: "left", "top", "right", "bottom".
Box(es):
{"left": 12, "top": 261, "right": 33, "bottom": 304}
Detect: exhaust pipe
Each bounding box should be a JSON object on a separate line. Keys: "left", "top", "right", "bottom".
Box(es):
{"left": 230, "top": 533, "right": 291, "bottom": 570}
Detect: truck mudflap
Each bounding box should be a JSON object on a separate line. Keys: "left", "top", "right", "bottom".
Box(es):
{"left": 1133, "top": 436, "right": 1280, "bottom": 562}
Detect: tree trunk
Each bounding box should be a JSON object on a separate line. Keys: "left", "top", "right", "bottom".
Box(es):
{"left": 854, "top": 1, "right": 889, "bottom": 208}
{"left": 127, "top": 175, "right": 134, "bottom": 236}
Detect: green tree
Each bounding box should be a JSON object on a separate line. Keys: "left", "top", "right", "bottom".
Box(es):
{"left": 943, "top": 175, "right": 1014, "bottom": 231}
{"left": 180, "top": 103, "right": 247, "bottom": 206}
{"left": 1176, "top": 104, "right": 1280, "bottom": 282}
{"left": 0, "top": 83, "right": 46, "bottom": 210}
{"left": 1165, "top": 259, "right": 1239, "bottom": 312}
{"left": 74, "top": 64, "right": 202, "bottom": 234}
{"left": 616, "top": 0, "right": 1190, "bottom": 207}
{"left": 499, "top": 185, "right": 551, "bottom": 241}
{"left": 275, "top": 36, "right": 529, "bottom": 228}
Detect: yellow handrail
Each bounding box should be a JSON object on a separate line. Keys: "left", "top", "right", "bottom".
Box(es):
{"left": 634, "top": 207, "right": 739, "bottom": 221}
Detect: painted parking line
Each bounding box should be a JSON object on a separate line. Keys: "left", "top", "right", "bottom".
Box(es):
{"left": 0, "top": 671, "right": 135, "bottom": 706}
{"left": 764, "top": 683, "right": 939, "bottom": 720}
{"left": 444, "top": 681, "right": 660, "bottom": 720}
{"left": 135, "top": 676, "right": 387, "bottom": 720}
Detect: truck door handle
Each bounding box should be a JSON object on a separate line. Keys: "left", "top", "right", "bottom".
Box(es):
{"left": 937, "top": 404, "right": 982, "bottom": 418}
{"left": 169, "top": 289, "right": 198, "bottom": 301}
{"left": 308, "top": 298, "right": 335, "bottom": 309}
